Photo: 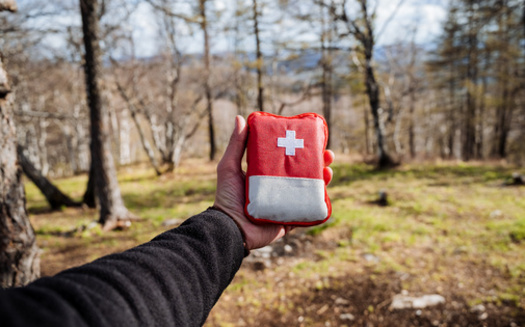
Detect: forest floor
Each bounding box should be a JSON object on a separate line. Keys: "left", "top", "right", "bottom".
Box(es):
{"left": 25, "top": 158, "right": 525, "bottom": 327}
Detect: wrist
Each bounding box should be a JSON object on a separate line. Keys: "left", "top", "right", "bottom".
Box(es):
{"left": 209, "top": 206, "right": 250, "bottom": 256}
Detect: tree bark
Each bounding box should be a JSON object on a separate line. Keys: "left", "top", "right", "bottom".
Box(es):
{"left": 17, "top": 146, "right": 81, "bottom": 210}
{"left": 0, "top": 42, "right": 40, "bottom": 287}
{"left": 80, "top": 0, "right": 134, "bottom": 230}
{"left": 200, "top": 0, "right": 216, "bottom": 161}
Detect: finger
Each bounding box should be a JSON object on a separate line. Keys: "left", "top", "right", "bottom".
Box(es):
{"left": 323, "top": 166, "right": 333, "bottom": 185}
{"left": 220, "top": 116, "right": 248, "bottom": 168}
{"left": 324, "top": 150, "right": 335, "bottom": 167}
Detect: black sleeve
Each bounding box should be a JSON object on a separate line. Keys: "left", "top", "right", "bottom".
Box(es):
{"left": 0, "top": 208, "right": 245, "bottom": 327}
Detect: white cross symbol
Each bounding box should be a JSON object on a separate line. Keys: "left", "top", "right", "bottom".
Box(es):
{"left": 277, "top": 130, "right": 304, "bottom": 156}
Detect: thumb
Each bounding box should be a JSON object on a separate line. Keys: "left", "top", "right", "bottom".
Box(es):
{"left": 220, "top": 116, "right": 248, "bottom": 168}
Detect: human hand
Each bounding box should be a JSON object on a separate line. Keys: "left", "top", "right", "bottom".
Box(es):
{"left": 214, "top": 115, "right": 334, "bottom": 250}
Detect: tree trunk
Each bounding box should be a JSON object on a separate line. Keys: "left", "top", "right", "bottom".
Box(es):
{"left": 462, "top": 3, "right": 478, "bottom": 161}
{"left": 83, "top": 162, "right": 96, "bottom": 208}
{"left": 321, "top": 60, "right": 332, "bottom": 149}
{"left": 408, "top": 94, "right": 415, "bottom": 158}
{"left": 363, "top": 105, "right": 370, "bottom": 155}
{"left": 320, "top": 3, "right": 332, "bottom": 149}
{"left": 350, "top": 0, "right": 393, "bottom": 168}
{"left": 447, "top": 62, "right": 456, "bottom": 159}
{"left": 364, "top": 45, "right": 392, "bottom": 168}
{"left": 476, "top": 50, "right": 489, "bottom": 159}
{"left": 17, "top": 146, "right": 81, "bottom": 210}
{"left": 0, "top": 43, "right": 40, "bottom": 287}
{"left": 252, "top": 0, "right": 264, "bottom": 112}
{"left": 200, "top": 0, "right": 216, "bottom": 161}
{"left": 80, "top": 0, "right": 134, "bottom": 230}
{"left": 492, "top": 3, "right": 513, "bottom": 159}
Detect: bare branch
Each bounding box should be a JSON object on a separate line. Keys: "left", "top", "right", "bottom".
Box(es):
{"left": 14, "top": 109, "right": 75, "bottom": 120}
{"left": 277, "top": 81, "right": 313, "bottom": 115}
{"left": 184, "top": 97, "right": 207, "bottom": 140}
{"left": 144, "top": 0, "right": 200, "bottom": 24}
{"left": 376, "top": 0, "right": 407, "bottom": 42}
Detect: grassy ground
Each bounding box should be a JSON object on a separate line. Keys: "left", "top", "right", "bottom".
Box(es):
{"left": 25, "top": 159, "right": 525, "bottom": 326}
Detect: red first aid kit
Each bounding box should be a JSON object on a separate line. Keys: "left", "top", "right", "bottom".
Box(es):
{"left": 244, "top": 112, "right": 332, "bottom": 226}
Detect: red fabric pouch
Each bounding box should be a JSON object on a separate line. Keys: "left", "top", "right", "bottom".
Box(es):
{"left": 244, "top": 112, "right": 332, "bottom": 226}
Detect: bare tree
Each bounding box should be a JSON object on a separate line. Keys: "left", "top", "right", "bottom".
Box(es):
{"left": 229, "top": 0, "right": 251, "bottom": 116}
{"left": 79, "top": 0, "right": 134, "bottom": 230}
{"left": 0, "top": 0, "right": 40, "bottom": 287}
{"left": 319, "top": 1, "right": 334, "bottom": 148}
{"left": 252, "top": 0, "right": 264, "bottom": 111}
{"left": 199, "top": 0, "right": 216, "bottom": 161}
{"left": 326, "top": 0, "right": 395, "bottom": 168}
{"left": 110, "top": 1, "right": 211, "bottom": 173}
{"left": 382, "top": 33, "right": 423, "bottom": 158}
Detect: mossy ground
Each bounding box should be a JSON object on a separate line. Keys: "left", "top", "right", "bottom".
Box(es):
{"left": 25, "top": 159, "right": 525, "bottom": 326}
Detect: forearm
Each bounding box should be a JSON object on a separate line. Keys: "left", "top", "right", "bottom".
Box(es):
{"left": 0, "top": 208, "right": 245, "bottom": 327}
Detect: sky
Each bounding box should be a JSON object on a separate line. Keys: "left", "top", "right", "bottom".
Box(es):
{"left": 12, "top": 0, "right": 450, "bottom": 59}
{"left": 128, "top": 0, "right": 450, "bottom": 58}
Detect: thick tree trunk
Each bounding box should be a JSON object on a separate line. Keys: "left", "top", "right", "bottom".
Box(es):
{"left": 252, "top": 0, "right": 264, "bottom": 112}
{"left": 80, "top": 0, "right": 134, "bottom": 230}
{"left": 17, "top": 146, "right": 81, "bottom": 210}
{"left": 0, "top": 49, "right": 40, "bottom": 287}
{"left": 200, "top": 0, "right": 216, "bottom": 161}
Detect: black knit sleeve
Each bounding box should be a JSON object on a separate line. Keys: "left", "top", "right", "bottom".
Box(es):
{"left": 0, "top": 208, "right": 245, "bottom": 327}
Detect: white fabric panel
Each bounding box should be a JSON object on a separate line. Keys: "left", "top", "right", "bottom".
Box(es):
{"left": 247, "top": 175, "right": 328, "bottom": 222}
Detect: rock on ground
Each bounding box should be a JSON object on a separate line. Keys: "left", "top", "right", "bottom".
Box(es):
{"left": 390, "top": 293, "right": 446, "bottom": 310}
